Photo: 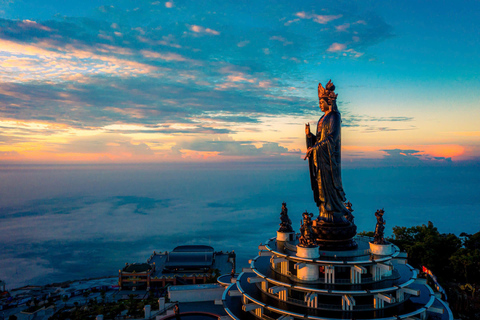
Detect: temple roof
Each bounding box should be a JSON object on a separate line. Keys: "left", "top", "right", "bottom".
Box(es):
{"left": 172, "top": 245, "right": 214, "bottom": 252}
{"left": 123, "top": 263, "right": 152, "bottom": 273}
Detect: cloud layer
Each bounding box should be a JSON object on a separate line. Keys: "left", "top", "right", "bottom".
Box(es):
{"left": 0, "top": 1, "right": 405, "bottom": 162}
{"left": 1, "top": 163, "right": 479, "bottom": 288}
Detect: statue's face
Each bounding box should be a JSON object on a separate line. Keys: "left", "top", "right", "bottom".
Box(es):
{"left": 319, "top": 99, "right": 329, "bottom": 112}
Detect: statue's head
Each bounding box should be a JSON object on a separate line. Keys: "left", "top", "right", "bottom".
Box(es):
{"left": 318, "top": 80, "right": 339, "bottom": 112}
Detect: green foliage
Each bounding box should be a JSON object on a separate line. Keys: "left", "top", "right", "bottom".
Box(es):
{"left": 100, "top": 289, "right": 106, "bottom": 303}
{"left": 205, "top": 268, "right": 221, "bottom": 283}
{"left": 461, "top": 231, "right": 480, "bottom": 251}
{"left": 450, "top": 231, "right": 480, "bottom": 284}
{"left": 389, "top": 223, "right": 480, "bottom": 319}
{"left": 389, "top": 221, "right": 461, "bottom": 281}
{"left": 357, "top": 231, "right": 374, "bottom": 237}
{"left": 51, "top": 300, "right": 127, "bottom": 320}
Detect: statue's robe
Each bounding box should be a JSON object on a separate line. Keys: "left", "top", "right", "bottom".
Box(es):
{"left": 306, "top": 110, "right": 349, "bottom": 216}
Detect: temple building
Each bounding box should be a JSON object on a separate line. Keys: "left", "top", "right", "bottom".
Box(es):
{"left": 119, "top": 245, "right": 235, "bottom": 291}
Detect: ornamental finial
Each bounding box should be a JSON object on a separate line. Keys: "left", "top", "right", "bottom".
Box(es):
{"left": 318, "top": 79, "right": 338, "bottom": 103}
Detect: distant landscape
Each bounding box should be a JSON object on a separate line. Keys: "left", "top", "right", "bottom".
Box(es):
{"left": 1, "top": 161, "right": 479, "bottom": 289}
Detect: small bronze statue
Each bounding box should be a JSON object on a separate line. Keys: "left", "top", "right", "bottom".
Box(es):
{"left": 374, "top": 209, "right": 386, "bottom": 244}
{"left": 174, "top": 303, "right": 181, "bottom": 320}
{"left": 278, "top": 202, "right": 294, "bottom": 233}
{"left": 344, "top": 201, "right": 355, "bottom": 223}
{"left": 299, "top": 211, "right": 317, "bottom": 247}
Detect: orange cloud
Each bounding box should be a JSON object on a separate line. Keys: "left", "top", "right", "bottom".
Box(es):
{"left": 189, "top": 25, "right": 220, "bottom": 35}
{"left": 327, "top": 43, "right": 346, "bottom": 52}
{"left": 20, "top": 20, "right": 52, "bottom": 32}
{"left": 342, "top": 146, "right": 385, "bottom": 159}
{"left": 0, "top": 119, "right": 69, "bottom": 131}
{"left": 178, "top": 150, "right": 220, "bottom": 160}
{"left": 342, "top": 144, "right": 467, "bottom": 161}
{"left": 335, "top": 23, "right": 350, "bottom": 32}
{"left": 451, "top": 131, "right": 480, "bottom": 137}
{"left": 227, "top": 74, "right": 255, "bottom": 83}
{"left": 0, "top": 39, "right": 157, "bottom": 82}
{"left": 420, "top": 144, "right": 465, "bottom": 158}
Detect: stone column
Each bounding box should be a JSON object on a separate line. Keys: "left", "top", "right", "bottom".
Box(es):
{"left": 350, "top": 265, "right": 366, "bottom": 284}
{"left": 374, "top": 293, "right": 395, "bottom": 309}
{"left": 271, "top": 256, "right": 288, "bottom": 275}
{"left": 158, "top": 297, "right": 165, "bottom": 311}
{"left": 342, "top": 295, "right": 355, "bottom": 311}
{"left": 295, "top": 245, "right": 319, "bottom": 281}
{"left": 270, "top": 286, "right": 288, "bottom": 301}
{"left": 281, "top": 260, "right": 289, "bottom": 275}
{"left": 242, "top": 304, "right": 263, "bottom": 317}
{"left": 325, "top": 265, "right": 335, "bottom": 284}
{"left": 144, "top": 305, "right": 151, "bottom": 319}
{"left": 248, "top": 277, "right": 267, "bottom": 291}
{"left": 305, "top": 292, "right": 318, "bottom": 308}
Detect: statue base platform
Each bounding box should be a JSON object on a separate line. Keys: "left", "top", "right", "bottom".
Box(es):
{"left": 296, "top": 245, "right": 320, "bottom": 258}
{"left": 277, "top": 231, "right": 294, "bottom": 242}
{"left": 313, "top": 220, "right": 357, "bottom": 251}
{"left": 369, "top": 241, "right": 394, "bottom": 255}
{"left": 296, "top": 245, "right": 319, "bottom": 281}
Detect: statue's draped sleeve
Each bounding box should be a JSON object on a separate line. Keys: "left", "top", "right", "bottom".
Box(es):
{"left": 306, "top": 127, "right": 320, "bottom": 206}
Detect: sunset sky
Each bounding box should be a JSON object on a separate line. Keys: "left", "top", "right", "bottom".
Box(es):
{"left": 1, "top": 0, "right": 480, "bottom": 289}
{"left": 1, "top": 0, "right": 479, "bottom": 164}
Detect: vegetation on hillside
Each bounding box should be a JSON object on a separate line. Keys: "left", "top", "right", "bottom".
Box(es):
{"left": 361, "top": 222, "right": 480, "bottom": 320}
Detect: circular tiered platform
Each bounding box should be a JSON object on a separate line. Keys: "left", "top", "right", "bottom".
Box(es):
{"left": 221, "top": 235, "right": 453, "bottom": 320}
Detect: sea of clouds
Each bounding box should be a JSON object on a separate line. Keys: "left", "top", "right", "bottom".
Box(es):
{"left": 0, "top": 161, "right": 479, "bottom": 289}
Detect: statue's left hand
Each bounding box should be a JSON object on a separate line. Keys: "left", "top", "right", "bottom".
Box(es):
{"left": 304, "top": 147, "right": 313, "bottom": 160}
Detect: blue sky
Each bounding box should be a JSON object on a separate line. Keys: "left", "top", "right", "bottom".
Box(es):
{"left": 0, "top": 0, "right": 478, "bottom": 163}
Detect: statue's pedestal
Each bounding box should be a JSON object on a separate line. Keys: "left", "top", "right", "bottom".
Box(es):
{"left": 277, "top": 231, "right": 294, "bottom": 242}
{"left": 313, "top": 219, "right": 357, "bottom": 251}
{"left": 296, "top": 245, "right": 319, "bottom": 281}
{"left": 369, "top": 241, "right": 394, "bottom": 256}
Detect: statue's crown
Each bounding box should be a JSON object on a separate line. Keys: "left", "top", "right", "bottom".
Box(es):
{"left": 318, "top": 80, "right": 338, "bottom": 102}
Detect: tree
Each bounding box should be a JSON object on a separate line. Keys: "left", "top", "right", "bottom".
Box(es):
{"left": 450, "top": 231, "right": 480, "bottom": 285}
{"left": 206, "top": 268, "right": 221, "bottom": 283}
{"left": 357, "top": 231, "right": 374, "bottom": 237}
{"left": 100, "top": 290, "right": 106, "bottom": 304}
{"left": 62, "top": 295, "right": 69, "bottom": 307}
{"left": 127, "top": 294, "right": 137, "bottom": 316}
{"left": 82, "top": 290, "right": 90, "bottom": 304}
{"left": 461, "top": 231, "right": 480, "bottom": 251}
{"left": 389, "top": 221, "right": 461, "bottom": 281}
